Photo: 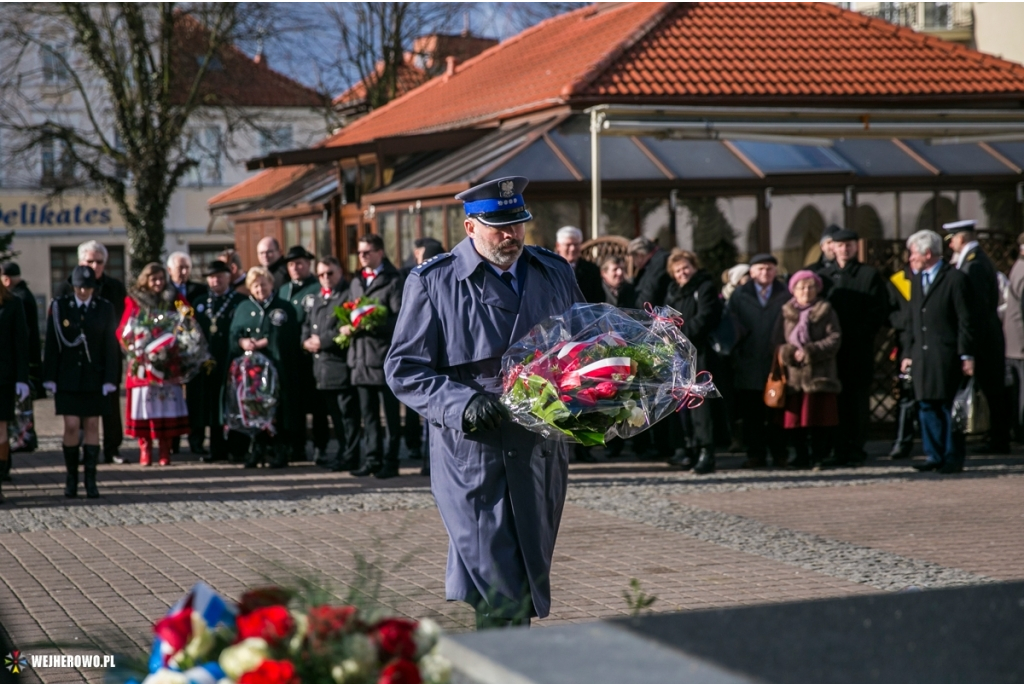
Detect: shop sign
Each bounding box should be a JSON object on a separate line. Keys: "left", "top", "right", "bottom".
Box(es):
{"left": 0, "top": 193, "right": 120, "bottom": 229}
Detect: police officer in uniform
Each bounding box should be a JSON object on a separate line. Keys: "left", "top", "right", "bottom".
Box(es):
{"left": 945, "top": 219, "right": 1010, "bottom": 453}
{"left": 385, "top": 176, "right": 585, "bottom": 628}
{"left": 280, "top": 246, "right": 329, "bottom": 462}
{"left": 43, "top": 266, "right": 120, "bottom": 498}
{"left": 302, "top": 256, "right": 361, "bottom": 471}
{"left": 229, "top": 267, "right": 303, "bottom": 468}
{"left": 193, "top": 260, "right": 245, "bottom": 463}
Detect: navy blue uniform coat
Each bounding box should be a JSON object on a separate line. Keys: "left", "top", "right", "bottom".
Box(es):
{"left": 384, "top": 239, "right": 584, "bottom": 619}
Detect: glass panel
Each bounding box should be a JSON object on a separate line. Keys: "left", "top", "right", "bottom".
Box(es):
{"left": 422, "top": 206, "right": 445, "bottom": 245}
{"left": 447, "top": 205, "right": 465, "bottom": 249}
{"left": 379, "top": 211, "right": 398, "bottom": 265}
{"left": 975, "top": 189, "right": 1019, "bottom": 234}
{"left": 901, "top": 140, "right": 1010, "bottom": 176}
{"left": 315, "top": 217, "right": 331, "bottom": 257}
{"left": 399, "top": 211, "right": 416, "bottom": 268}
{"left": 345, "top": 223, "right": 359, "bottom": 275}
{"left": 716, "top": 197, "right": 758, "bottom": 261}
{"left": 832, "top": 140, "right": 932, "bottom": 176}
{"left": 547, "top": 130, "right": 664, "bottom": 180}
{"left": 643, "top": 139, "right": 756, "bottom": 179}
{"left": 990, "top": 142, "right": 1024, "bottom": 169}
{"left": 674, "top": 197, "right": 740, "bottom": 280}
{"left": 283, "top": 219, "right": 299, "bottom": 250}
{"left": 187, "top": 243, "right": 235, "bottom": 276}
{"left": 487, "top": 139, "right": 578, "bottom": 181}
{"left": 855, "top": 193, "right": 898, "bottom": 239}
{"left": 770, "top": 194, "right": 844, "bottom": 275}
{"left": 299, "top": 218, "right": 315, "bottom": 255}
{"left": 526, "top": 200, "right": 581, "bottom": 248}
{"left": 730, "top": 141, "right": 854, "bottom": 175}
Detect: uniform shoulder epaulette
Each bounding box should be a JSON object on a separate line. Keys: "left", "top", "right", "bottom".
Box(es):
{"left": 967, "top": 252, "right": 976, "bottom": 262}
{"left": 411, "top": 252, "right": 453, "bottom": 276}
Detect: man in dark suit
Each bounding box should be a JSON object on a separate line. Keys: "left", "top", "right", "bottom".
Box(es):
{"left": 629, "top": 236, "right": 671, "bottom": 309}
{"left": 821, "top": 228, "right": 890, "bottom": 466}
{"left": 900, "top": 230, "right": 974, "bottom": 474}
{"left": 256, "top": 236, "right": 289, "bottom": 291}
{"left": 555, "top": 226, "right": 604, "bottom": 304}
{"left": 945, "top": 219, "right": 1009, "bottom": 453}
{"left": 55, "top": 240, "right": 127, "bottom": 463}
{"left": 599, "top": 255, "right": 636, "bottom": 307}
{"left": 167, "top": 251, "right": 209, "bottom": 455}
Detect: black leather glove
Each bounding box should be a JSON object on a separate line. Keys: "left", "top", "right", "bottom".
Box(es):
{"left": 462, "top": 394, "right": 508, "bottom": 433}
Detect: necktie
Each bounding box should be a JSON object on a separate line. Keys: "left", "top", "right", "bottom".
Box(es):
{"left": 362, "top": 269, "right": 375, "bottom": 280}
{"left": 501, "top": 271, "right": 516, "bottom": 295}
{"left": 923, "top": 271, "right": 931, "bottom": 296}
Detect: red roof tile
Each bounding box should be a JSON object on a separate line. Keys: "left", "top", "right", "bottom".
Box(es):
{"left": 213, "top": 2, "right": 1024, "bottom": 207}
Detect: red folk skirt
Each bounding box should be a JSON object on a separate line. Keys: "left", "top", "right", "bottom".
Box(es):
{"left": 124, "top": 385, "right": 190, "bottom": 440}
{"left": 780, "top": 391, "right": 839, "bottom": 429}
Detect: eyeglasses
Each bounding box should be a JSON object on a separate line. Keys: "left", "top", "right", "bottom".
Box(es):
{"left": 317, "top": 271, "right": 336, "bottom": 278}
{"left": 356, "top": 250, "right": 378, "bottom": 257}
{"left": 84, "top": 259, "right": 105, "bottom": 265}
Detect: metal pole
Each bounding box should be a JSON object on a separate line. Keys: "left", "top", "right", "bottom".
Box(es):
{"left": 590, "top": 110, "right": 603, "bottom": 241}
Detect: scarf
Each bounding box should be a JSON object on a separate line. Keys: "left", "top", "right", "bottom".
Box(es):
{"left": 787, "top": 300, "right": 816, "bottom": 350}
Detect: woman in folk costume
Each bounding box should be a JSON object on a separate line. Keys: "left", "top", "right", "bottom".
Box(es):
{"left": 117, "top": 262, "right": 190, "bottom": 466}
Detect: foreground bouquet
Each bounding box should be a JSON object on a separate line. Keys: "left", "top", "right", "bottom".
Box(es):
{"left": 224, "top": 351, "right": 279, "bottom": 435}
{"left": 333, "top": 297, "right": 388, "bottom": 349}
{"left": 501, "top": 303, "right": 718, "bottom": 446}
{"left": 140, "top": 583, "right": 451, "bottom": 684}
{"left": 121, "top": 304, "right": 210, "bottom": 385}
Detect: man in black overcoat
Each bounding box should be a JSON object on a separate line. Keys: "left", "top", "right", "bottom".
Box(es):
{"left": 55, "top": 240, "right": 127, "bottom": 464}
{"left": 820, "top": 229, "right": 890, "bottom": 465}
{"left": 345, "top": 233, "right": 404, "bottom": 479}
{"left": 554, "top": 226, "right": 604, "bottom": 305}
{"left": 628, "top": 236, "right": 671, "bottom": 309}
{"left": 2, "top": 262, "right": 41, "bottom": 457}
{"left": 945, "top": 220, "right": 1009, "bottom": 453}
{"left": 728, "top": 253, "right": 789, "bottom": 467}
{"left": 599, "top": 255, "right": 636, "bottom": 308}
{"left": 302, "top": 256, "right": 361, "bottom": 471}
{"left": 900, "top": 230, "right": 974, "bottom": 473}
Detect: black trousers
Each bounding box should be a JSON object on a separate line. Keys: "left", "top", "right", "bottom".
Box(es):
{"left": 322, "top": 388, "right": 361, "bottom": 465}
{"left": 676, "top": 399, "right": 715, "bottom": 450}
{"left": 789, "top": 426, "right": 834, "bottom": 465}
{"left": 186, "top": 375, "right": 206, "bottom": 448}
{"left": 404, "top": 407, "right": 423, "bottom": 451}
{"left": 101, "top": 390, "right": 123, "bottom": 458}
{"left": 736, "top": 389, "right": 786, "bottom": 465}
{"left": 357, "top": 385, "right": 401, "bottom": 469}
{"left": 976, "top": 353, "right": 1009, "bottom": 448}
{"left": 836, "top": 369, "right": 871, "bottom": 461}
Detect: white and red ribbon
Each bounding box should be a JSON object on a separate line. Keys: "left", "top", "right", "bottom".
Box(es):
{"left": 560, "top": 357, "right": 634, "bottom": 389}
{"left": 350, "top": 304, "right": 378, "bottom": 327}
{"left": 555, "top": 332, "right": 628, "bottom": 360}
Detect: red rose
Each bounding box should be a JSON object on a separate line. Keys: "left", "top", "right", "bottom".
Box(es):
{"left": 574, "top": 388, "right": 598, "bottom": 406}
{"left": 154, "top": 607, "right": 192, "bottom": 653}
{"left": 374, "top": 618, "right": 418, "bottom": 660}
{"left": 308, "top": 605, "right": 358, "bottom": 645}
{"left": 238, "top": 586, "right": 294, "bottom": 615}
{"left": 238, "top": 659, "right": 300, "bottom": 684}
{"left": 236, "top": 605, "right": 295, "bottom": 646}
{"left": 378, "top": 658, "right": 422, "bottom": 684}
{"left": 560, "top": 395, "right": 572, "bottom": 403}
{"left": 594, "top": 381, "right": 618, "bottom": 399}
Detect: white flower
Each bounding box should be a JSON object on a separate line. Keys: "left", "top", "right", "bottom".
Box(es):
{"left": 331, "top": 659, "right": 365, "bottom": 684}
{"left": 218, "top": 637, "right": 269, "bottom": 680}
{"left": 340, "top": 633, "right": 377, "bottom": 669}
{"left": 413, "top": 619, "right": 442, "bottom": 658}
{"left": 143, "top": 668, "right": 188, "bottom": 684}
{"left": 177, "top": 611, "right": 216, "bottom": 666}
{"left": 288, "top": 610, "right": 309, "bottom": 655}
{"left": 419, "top": 650, "right": 453, "bottom": 684}
{"left": 624, "top": 400, "right": 646, "bottom": 428}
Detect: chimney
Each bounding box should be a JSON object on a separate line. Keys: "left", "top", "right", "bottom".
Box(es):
{"left": 254, "top": 51, "right": 268, "bottom": 68}
{"left": 445, "top": 55, "right": 457, "bottom": 78}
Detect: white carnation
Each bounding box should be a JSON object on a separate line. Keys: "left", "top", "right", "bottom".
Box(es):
{"left": 419, "top": 650, "right": 452, "bottom": 684}
{"left": 413, "top": 618, "right": 442, "bottom": 657}
{"left": 142, "top": 668, "right": 188, "bottom": 684}
{"left": 218, "top": 637, "right": 268, "bottom": 680}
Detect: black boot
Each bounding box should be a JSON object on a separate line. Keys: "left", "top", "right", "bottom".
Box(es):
{"left": 693, "top": 447, "right": 715, "bottom": 475}
{"left": 1, "top": 449, "right": 11, "bottom": 482}
{"left": 268, "top": 442, "right": 289, "bottom": 469}
{"left": 82, "top": 445, "right": 100, "bottom": 499}
{"left": 668, "top": 448, "right": 694, "bottom": 470}
{"left": 63, "top": 444, "right": 80, "bottom": 498}
{"left": 352, "top": 459, "right": 381, "bottom": 477}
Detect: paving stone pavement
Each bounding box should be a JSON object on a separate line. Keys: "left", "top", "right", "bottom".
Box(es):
{"left": 2, "top": 400, "right": 1023, "bottom": 683}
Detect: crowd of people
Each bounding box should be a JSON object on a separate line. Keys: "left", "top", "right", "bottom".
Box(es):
{"left": 0, "top": 216, "right": 1016, "bottom": 503}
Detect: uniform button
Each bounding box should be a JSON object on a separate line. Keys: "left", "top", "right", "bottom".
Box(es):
{"left": 507, "top": 450, "right": 517, "bottom": 459}
{"left": 250, "top": 312, "right": 255, "bottom": 317}
{"left": 923, "top": 345, "right": 928, "bottom": 350}
{"left": 922, "top": 307, "right": 926, "bottom": 313}
{"left": 922, "top": 327, "right": 927, "bottom": 332}
{"left": 313, "top": 325, "right": 318, "bottom": 329}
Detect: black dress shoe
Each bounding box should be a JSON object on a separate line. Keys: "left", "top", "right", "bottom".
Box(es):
{"left": 199, "top": 455, "right": 215, "bottom": 463}
{"left": 351, "top": 463, "right": 381, "bottom": 477}
{"left": 938, "top": 461, "right": 964, "bottom": 474}
{"left": 693, "top": 448, "right": 715, "bottom": 474}
{"left": 913, "top": 461, "right": 941, "bottom": 472}
{"left": 374, "top": 466, "right": 400, "bottom": 479}
{"left": 668, "top": 449, "right": 693, "bottom": 470}
{"left": 888, "top": 446, "right": 913, "bottom": 459}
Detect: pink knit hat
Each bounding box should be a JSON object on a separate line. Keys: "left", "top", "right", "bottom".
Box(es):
{"left": 788, "top": 269, "right": 823, "bottom": 295}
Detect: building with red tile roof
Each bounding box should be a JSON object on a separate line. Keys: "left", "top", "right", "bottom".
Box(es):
{"left": 213, "top": 2, "right": 1024, "bottom": 280}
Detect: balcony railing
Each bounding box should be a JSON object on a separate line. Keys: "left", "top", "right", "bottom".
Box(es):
{"left": 861, "top": 2, "right": 973, "bottom": 32}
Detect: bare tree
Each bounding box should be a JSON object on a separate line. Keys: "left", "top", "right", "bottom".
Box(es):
{"left": 0, "top": 2, "right": 314, "bottom": 274}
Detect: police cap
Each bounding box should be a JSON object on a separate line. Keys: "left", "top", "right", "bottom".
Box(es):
{"left": 71, "top": 265, "right": 98, "bottom": 288}
{"left": 455, "top": 176, "right": 533, "bottom": 227}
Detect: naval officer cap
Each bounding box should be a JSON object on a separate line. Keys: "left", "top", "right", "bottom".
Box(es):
{"left": 942, "top": 219, "right": 976, "bottom": 239}
{"left": 71, "top": 265, "right": 98, "bottom": 288}
{"left": 455, "top": 176, "right": 533, "bottom": 227}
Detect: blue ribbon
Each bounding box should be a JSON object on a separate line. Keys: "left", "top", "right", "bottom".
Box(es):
{"left": 463, "top": 195, "right": 524, "bottom": 216}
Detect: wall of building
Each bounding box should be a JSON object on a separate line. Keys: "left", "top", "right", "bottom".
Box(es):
{"left": 973, "top": 2, "right": 1024, "bottom": 66}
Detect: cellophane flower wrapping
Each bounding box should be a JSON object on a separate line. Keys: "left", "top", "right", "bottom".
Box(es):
{"left": 8, "top": 394, "right": 34, "bottom": 450}
{"left": 137, "top": 582, "right": 451, "bottom": 684}
{"left": 333, "top": 296, "right": 388, "bottom": 349}
{"left": 501, "top": 303, "right": 719, "bottom": 446}
{"left": 225, "top": 352, "right": 279, "bottom": 436}
{"left": 121, "top": 306, "right": 211, "bottom": 385}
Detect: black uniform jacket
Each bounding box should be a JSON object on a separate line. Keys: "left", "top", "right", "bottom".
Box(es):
{"left": 43, "top": 295, "right": 120, "bottom": 393}
{"left": 664, "top": 270, "right": 723, "bottom": 355}
{"left": 302, "top": 284, "right": 353, "bottom": 390}
{"left": 344, "top": 259, "right": 403, "bottom": 387}
{"left": 57, "top": 273, "right": 127, "bottom": 321}
{"left": 229, "top": 295, "right": 303, "bottom": 431}
{"left": 574, "top": 258, "right": 605, "bottom": 304}
{"left": 728, "top": 278, "right": 790, "bottom": 390}
{"left": 958, "top": 245, "right": 1004, "bottom": 360}
{"left": 0, "top": 295, "right": 30, "bottom": 387}
{"left": 633, "top": 248, "right": 672, "bottom": 309}
{"left": 820, "top": 259, "right": 889, "bottom": 374}
{"left": 902, "top": 262, "right": 973, "bottom": 402}
{"left": 11, "top": 281, "right": 41, "bottom": 382}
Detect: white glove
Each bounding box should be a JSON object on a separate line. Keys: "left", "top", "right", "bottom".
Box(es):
{"left": 102, "top": 383, "right": 117, "bottom": 396}
{"left": 15, "top": 382, "right": 30, "bottom": 402}
{"left": 43, "top": 381, "right": 57, "bottom": 394}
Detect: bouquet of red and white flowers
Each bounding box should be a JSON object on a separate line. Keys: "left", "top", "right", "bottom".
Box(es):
{"left": 139, "top": 583, "right": 451, "bottom": 684}
{"left": 333, "top": 297, "right": 388, "bottom": 349}
{"left": 501, "top": 303, "right": 718, "bottom": 446}
{"left": 224, "top": 352, "right": 279, "bottom": 435}
{"left": 121, "top": 305, "right": 210, "bottom": 385}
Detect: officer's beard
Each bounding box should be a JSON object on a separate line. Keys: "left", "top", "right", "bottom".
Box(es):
{"left": 487, "top": 238, "right": 524, "bottom": 267}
